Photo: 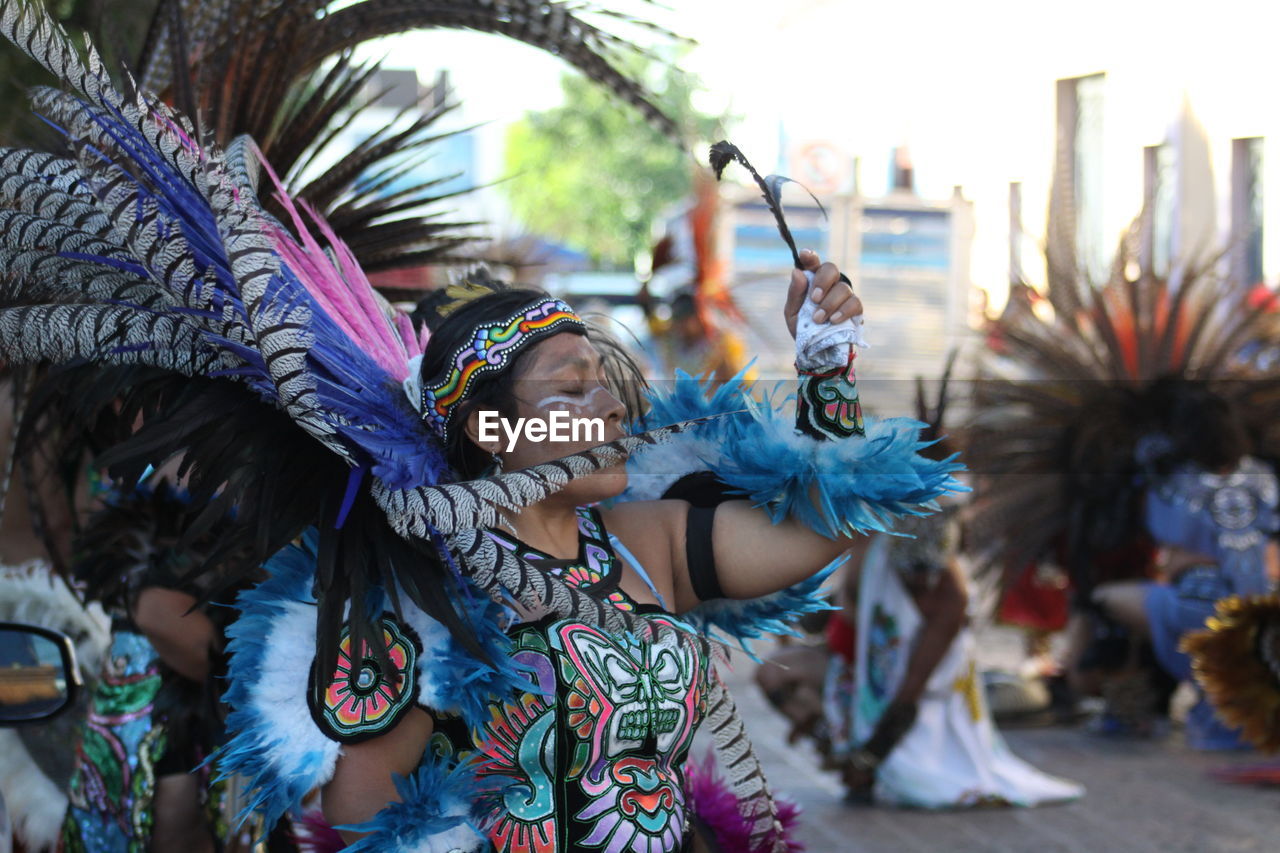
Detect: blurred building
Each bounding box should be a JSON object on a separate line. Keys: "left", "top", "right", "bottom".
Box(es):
{"left": 1047, "top": 74, "right": 1266, "bottom": 292}
{"left": 1047, "top": 73, "right": 1107, "bottom": 285}
{"left": 718, "top": 147, "right": 975, "bottom": 416}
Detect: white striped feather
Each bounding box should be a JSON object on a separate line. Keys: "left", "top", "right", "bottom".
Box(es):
{"left": 374, "top": 420, "right": 706, "bottom": 537}
{"left": 703, "top": 673, "right": 789, "bottom": 852}
{"left": 0, "top": 303, "right": 218, "bottom": 375}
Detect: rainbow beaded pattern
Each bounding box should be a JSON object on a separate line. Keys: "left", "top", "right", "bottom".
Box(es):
{"left": 420, "top": 297, "right": 585, "bottom": 440}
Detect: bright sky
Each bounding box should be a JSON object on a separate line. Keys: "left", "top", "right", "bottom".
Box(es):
{"left": 360, "top": 0, "right": 1280, "bottom": 307}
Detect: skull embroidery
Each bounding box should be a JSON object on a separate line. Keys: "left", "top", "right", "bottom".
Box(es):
{"left": 555, "top": 619, "right": 699, "bottom": 761}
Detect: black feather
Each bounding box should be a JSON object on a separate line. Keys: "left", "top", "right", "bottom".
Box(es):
{"left": 709, "top": 140, "right": 824, "bottom": 270}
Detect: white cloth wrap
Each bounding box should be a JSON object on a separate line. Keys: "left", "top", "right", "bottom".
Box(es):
{"left": 403, "top": 353, "right": 425, "bottom": 413}
{"left": 794, "top": 269, "right": 867, "bottom": 372}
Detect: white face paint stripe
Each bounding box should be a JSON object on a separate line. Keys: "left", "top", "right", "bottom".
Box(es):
{"left": 533, "top": 386, "right": 610, "bottom": 412}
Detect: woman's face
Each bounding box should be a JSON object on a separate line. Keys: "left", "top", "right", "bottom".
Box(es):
{"left": 466, "top": 332, "right": 629, "bottom": 502}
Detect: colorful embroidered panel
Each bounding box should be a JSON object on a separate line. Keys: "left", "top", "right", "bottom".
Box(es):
{"left": 61, "top": 631, "right": 167, "bottom": 853}
{"left": 309, "top": 614, "right": 422, "bottom": 742}
{"left": 796, "top": 354, "right": 865, "bottom": 440}
{"left": 433, "top": 510, "right": 711, "bottom": 852}
{"left": 485, "top": 507, "right": 635, "bottom": 612}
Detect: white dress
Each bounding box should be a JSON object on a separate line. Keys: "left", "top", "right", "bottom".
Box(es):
{"left": 845, "top": 535, "right": 1084, "bottom": 808}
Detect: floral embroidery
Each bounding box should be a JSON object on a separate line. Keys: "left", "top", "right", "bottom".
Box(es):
{"left": 310, "top": 616, "right": 420, "bottom": 742}
{"left": 470, "top": 641, "right": 559, "bottom": 853}
{"left": 562, "top": 565, "right": 634, "bottom": 612}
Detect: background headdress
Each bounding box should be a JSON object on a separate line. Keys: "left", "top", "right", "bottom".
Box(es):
{"left": 965, "top": 208, "right": 1280, "bottom": 593}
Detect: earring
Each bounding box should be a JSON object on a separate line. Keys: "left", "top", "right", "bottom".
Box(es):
{"left": 491, "top": 452, "right": 503, "bottom": 474}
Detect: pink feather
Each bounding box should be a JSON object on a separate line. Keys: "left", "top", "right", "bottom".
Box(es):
{"left": 289, "top": 809, "right": 346, "bottom": 853}
{"left": 254, "top": 148, "right": 422, "bottom": 380}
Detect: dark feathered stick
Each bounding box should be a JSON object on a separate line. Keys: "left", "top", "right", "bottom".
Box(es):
{"left": 709, "top": 140, "right": 824, "bottom": 270}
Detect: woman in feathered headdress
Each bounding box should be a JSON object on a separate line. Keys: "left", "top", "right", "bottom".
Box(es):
{"left": 309, "top": 252, "right": 880, "bottom": 851}
{"left": 0, "top": 3, "right": 963, "bottom": 849}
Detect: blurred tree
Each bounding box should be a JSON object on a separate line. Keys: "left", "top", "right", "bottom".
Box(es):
{"left": 502, "top": 58, "right": 723, "bottom": 269}
{"left": 0, "top": 0, "right": 158, "bottom": 145}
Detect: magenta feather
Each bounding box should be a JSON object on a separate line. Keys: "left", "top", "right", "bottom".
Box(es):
{"left": 289, "top": 809, "right": 347, "bottom": 853}
{"left": 686, "top": 750, "right": 805, "bottom": 853}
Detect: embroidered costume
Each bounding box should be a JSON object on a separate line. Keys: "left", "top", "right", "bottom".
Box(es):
{"left": 426, "top": 509, "right": 711, "bottom": 852}
{"left": 59, "top": 485, "right": 247, "bottom": 852}
{"left": 1140, "top": 456, "right": 1279, "bottom": 748}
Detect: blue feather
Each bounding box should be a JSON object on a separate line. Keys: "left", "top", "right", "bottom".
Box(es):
{"left": 216, "top": 531, "right": 526, "bottom": 829}
{"left": 629, "top": 371, "right": 966, "bottom": 536}
{"left": 340, "top": 756, "right": 501, "bottom": 853}
{"left": 641, "top": 365, "right": 758, "bottom": 434}
{"left": 216, "top": 531, "right": 331, "bottom": 829}
{"left": 422, "top": 590, "right": 534, "bottom": 727}
{"left": 686, "top": 555, "right": 844, "bottom": 660}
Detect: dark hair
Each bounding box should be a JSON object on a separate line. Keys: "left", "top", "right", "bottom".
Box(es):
{"left": 408, "top": 288, "right": 453, "bottom": 334}
{"left": 1149, "top": 378, "right": 1249, "bottom": 474}
{"left": 417, "top": 287, "right": 649, "bottom": 478}
{"left": 1185, "top": 394, "right": 1247, "bottom": 473}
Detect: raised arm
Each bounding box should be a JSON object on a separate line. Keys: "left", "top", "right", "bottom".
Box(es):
{"left": 613, "top": 248, "right": 962, "bottom": 613}
{"left": 688, "top": 499, "right": 859, "bottom": 604}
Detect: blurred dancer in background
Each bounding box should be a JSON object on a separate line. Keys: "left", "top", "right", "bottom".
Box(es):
{"left": 59, "top": 483, "right": 257, "bottom": 853}
{"left": 638, "top": 285, "right": 750, "bottom": 382}
{"left": 824, "top": 371, "right": 1083, "bottom": 807}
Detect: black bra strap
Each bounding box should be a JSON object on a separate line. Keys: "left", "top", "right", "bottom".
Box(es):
{"left": 686, "top": 504, "right": 724, "bottom": 601}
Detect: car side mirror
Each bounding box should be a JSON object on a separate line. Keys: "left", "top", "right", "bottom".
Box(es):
{"left": 0, "top": 621, "right": 80, "bottom": 723}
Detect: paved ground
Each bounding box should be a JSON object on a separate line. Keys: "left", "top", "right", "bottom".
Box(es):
{"left": 718, "top": 637, "right": 1279, "bottom": 853}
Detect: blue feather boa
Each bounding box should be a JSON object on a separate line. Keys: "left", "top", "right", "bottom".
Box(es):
{"left": 340, "top": 756, "right": 496, "bottom": 853}
{"left": 626, "top": 370, "right": 965, "bottom": 537}
{"left": 623, "top": 370, "right": 964, "bottom": 649}
{"left": 685, "top": 556, "right": 842, "bottom": 660}
{"left": 217, "top": 532, "right": 331, "bottom": 828}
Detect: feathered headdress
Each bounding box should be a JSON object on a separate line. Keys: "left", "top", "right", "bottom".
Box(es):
{"left": 1182, "top": 594, "right": 1280, "bottom": 753}
{"left": 966, "top": 218, "right": 1280, "bottom": 589}
{"left": 0, "top": 0, "right": 703, "bottom": 685}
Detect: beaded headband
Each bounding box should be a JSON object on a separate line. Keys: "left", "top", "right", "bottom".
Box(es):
{"left": 420, "top": 296, "right": 586, "bottom": 441}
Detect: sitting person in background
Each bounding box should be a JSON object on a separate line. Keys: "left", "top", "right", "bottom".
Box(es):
{"left": 825, "top": 508, "right": 1085, "bottom": 808}
{"left": 754, "top": 537, "right": 873, "bottom": 762}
